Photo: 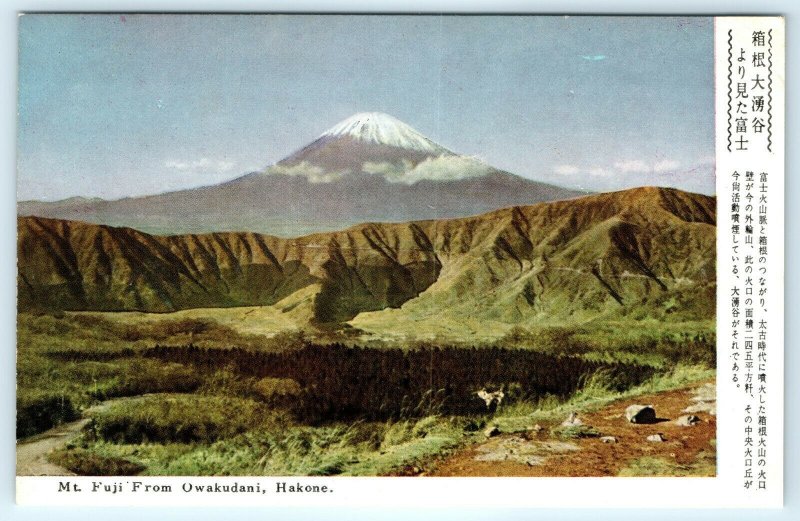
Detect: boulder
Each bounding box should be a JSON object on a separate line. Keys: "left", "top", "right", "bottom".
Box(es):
{"left": 561, "top": 412, "right": 583, "bottom": 427}
{"left": 483, "top": 425, "right": 501, "bottom": 438}
{"left": 676, "top": 414, "right": 701, "bottom": 427}
{"left": 521, "top": 424, "right": 543, "bottom": 441}
{"left": 600, "top": 436, "right": 617, "bottom": 444}
{"left": 646, "top": 433, "right": 665, "bottom": 442}
{"left": 477, "top": 389, "right": 505, "bottom": 410}
{"left": 625, "top": 404, "right": 657, "bottom": 424}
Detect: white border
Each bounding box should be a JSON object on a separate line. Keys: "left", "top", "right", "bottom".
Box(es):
{"left": 714, "top": 15, "right": 785, "bottom": 509}
{"left": 7, "top": 9, "right": 788, "bottom": 514}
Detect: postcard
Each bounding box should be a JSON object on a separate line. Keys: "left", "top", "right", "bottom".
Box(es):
{"left": 15, "top": 14, "right": 784, "bottom": 508}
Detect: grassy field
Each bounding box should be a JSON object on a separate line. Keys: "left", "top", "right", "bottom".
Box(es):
{"left": 17, "top": 309, "right": 715, "bottom": 476}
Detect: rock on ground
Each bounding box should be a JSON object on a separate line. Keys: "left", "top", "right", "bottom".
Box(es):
{"left": 561, "top": 412, "right": 583, "bottom": 426}
{"left": 625, "top": 404, "right": 657, "bottom": 424}
{"left": 483, "top": 426, "right": 501, "bottom": 438}
{"left": 675, "top": 414, "right": 701, "bottom": 426}
{"left": 474, "top": 436, "right": 580, "bottom": 464}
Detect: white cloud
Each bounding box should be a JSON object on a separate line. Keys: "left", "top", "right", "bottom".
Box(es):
{"left": 588, "top": 167, "right": 612, "bottom": 177}
{"left": 539, "top": 157, "right": 714, "bottom": 196}
{"left": 613, "top": 160, "right": 650, "bottom": 173}
{"left": 164, "top": 159, "right": 197, "bottom": 170}
{"left": 553, "top": 164, "right": 580, "bottom": 175}
{"left": 552, "top": 159, "right": 681, "bottom": 178}
{"left": 364, "top": 155, "right": 493, "bottom": 185}
{"left": 363, "top": 158, "right": 415, "bottom": 177}
{"left": 164, "top": 157, "right": 236, "bottom": 172}
{"left": 264, "top": 161, "right": 349, "bottom": 184}
{"left": 260, "top": 155, "right": 492, "bottom": 185}
{"left": 552, "top": 159, "right": 682, "bottom": 176}
{"left": 653, "top": 160, "right": 681, "bottom": 173}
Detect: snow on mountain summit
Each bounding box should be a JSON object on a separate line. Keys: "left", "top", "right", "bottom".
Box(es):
{"left": 320, "top": 112, "right": 450, "bottom": 154}
{"left": 272, "top": 112, "right": 494, "bottom": 185}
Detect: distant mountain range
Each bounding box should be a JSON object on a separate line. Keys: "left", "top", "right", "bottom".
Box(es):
{"left": 18, "top": 187, "right": 716, "bottom": 331}
{"left": 18, "top": 112, "right": 585, "bottom": 237}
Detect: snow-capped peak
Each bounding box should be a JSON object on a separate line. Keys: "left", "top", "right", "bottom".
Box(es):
{"left": 320, "top": 112, "right": 449, "bottom": 154}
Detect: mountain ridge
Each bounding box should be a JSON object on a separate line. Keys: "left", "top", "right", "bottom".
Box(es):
{"left": 18, "top": 187, "right": 716, "bottom": 329}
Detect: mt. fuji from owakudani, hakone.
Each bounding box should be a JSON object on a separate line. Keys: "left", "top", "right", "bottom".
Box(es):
{"left": 18, "top": 112, "right": 586, "bottom": 237}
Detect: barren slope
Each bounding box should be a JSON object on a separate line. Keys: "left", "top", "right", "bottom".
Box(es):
{"left": 18, "top": 187, "right": 715, "bottom": 328}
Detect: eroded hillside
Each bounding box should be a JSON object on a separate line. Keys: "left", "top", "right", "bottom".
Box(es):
{"left": 18, "top": 187, "right": 715, "bottom": 327}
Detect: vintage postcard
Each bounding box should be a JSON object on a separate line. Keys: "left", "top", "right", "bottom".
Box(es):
{"left": 15, "top": 14, "right": 784, "bottom": 507}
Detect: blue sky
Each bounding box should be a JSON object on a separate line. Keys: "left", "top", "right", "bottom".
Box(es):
{"left": 17, "top": 14, "right": 715, "bottom": 200}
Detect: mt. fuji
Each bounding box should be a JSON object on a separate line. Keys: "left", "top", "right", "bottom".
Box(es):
{"left": 18, "top": 113, "right": 585, "bottom": 237}
{"left": 266, "top": 112, "right": 490, "bottom": 185}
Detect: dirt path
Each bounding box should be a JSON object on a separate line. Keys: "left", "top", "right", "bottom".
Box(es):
{"left": 16, "top": 401, "right": 117, "bottom": 476}
{"left": 429, "top": 380, "right": 716, "bottom": 477}
{"left": 16, "top": 418, "right": 91, "bottom": 476}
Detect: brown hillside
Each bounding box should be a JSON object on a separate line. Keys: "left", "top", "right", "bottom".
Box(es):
{"left": 17, "top": 187, "right": 716, "bottom": 325}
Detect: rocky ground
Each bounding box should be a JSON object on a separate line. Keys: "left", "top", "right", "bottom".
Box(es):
{"left": 18, "top": 382, "right": 716, "bottom": 478}
{"left": 427, "top": 379, "right": 716, "bottom": 477}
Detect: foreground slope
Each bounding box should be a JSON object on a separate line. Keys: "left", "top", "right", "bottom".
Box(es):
{"left": 18, "top": 187, "right": 715, "bottom": 328}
